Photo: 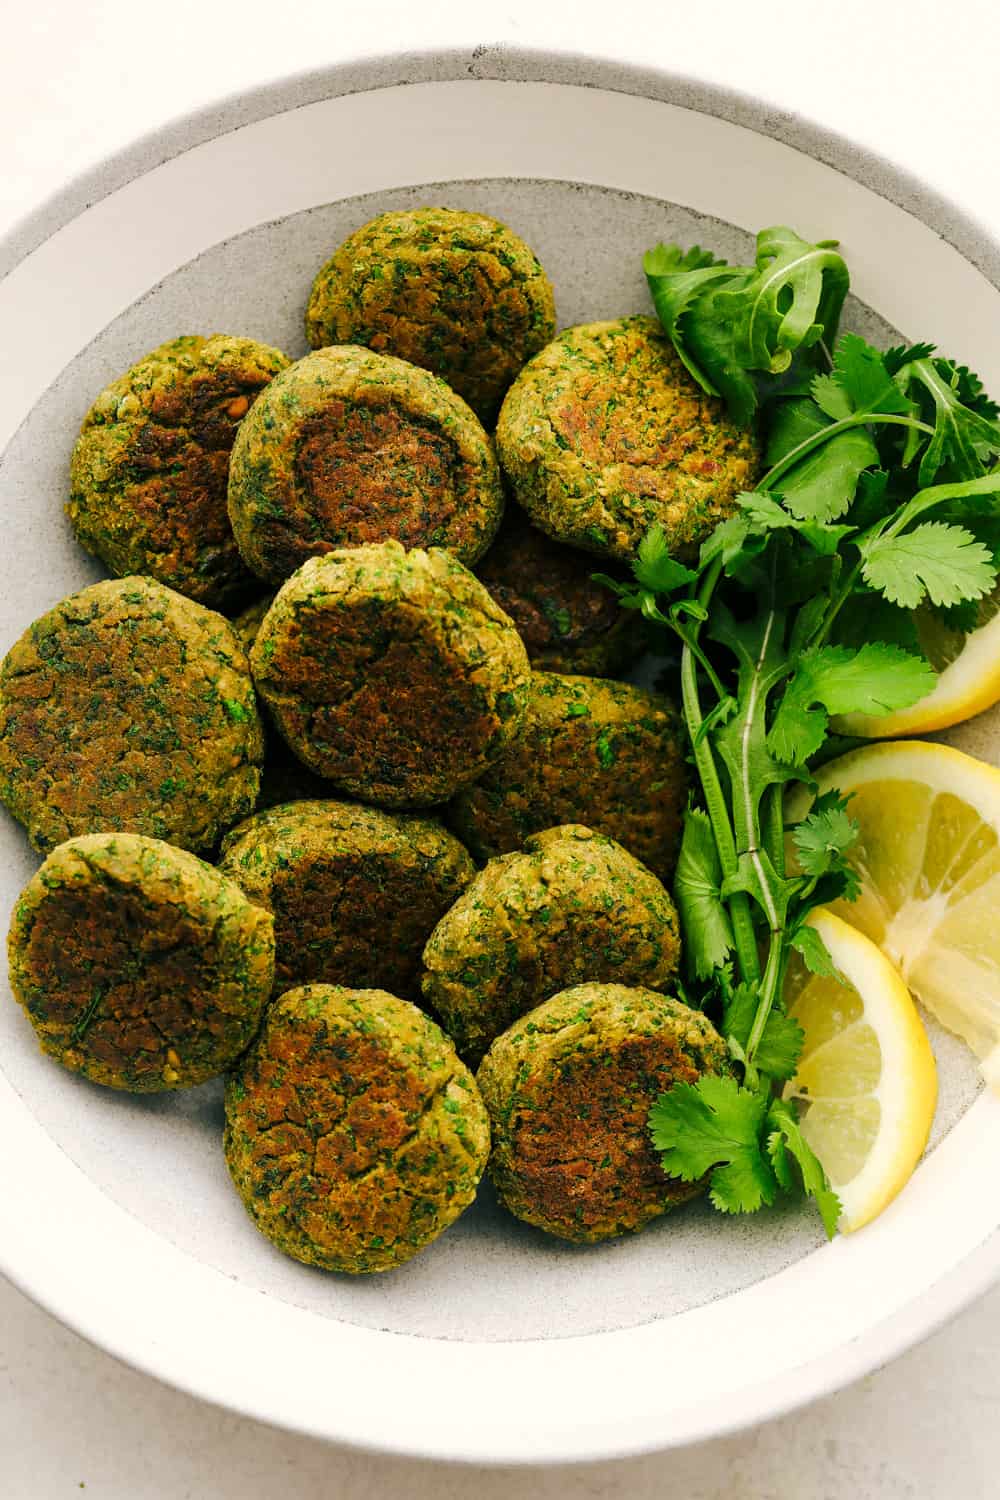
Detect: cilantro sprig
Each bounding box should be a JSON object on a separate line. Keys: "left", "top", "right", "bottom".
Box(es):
{"left": 622, "top": 227, "right": 1000, "bottom": 1235}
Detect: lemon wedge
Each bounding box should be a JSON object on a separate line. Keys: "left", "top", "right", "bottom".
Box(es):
{"left": 793, "top": 739, "right": 1000, "bottom": 1089}
{"left": 783, "top": 908, "right": 937, "bottom": 1233}
{"left": 835, "top": 588, "right": 1000, "bottom": 737}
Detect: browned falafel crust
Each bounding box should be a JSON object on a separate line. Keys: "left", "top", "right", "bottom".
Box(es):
{"left": 7, "top": 832, "right": 275, "bottom": 1092}
{"left": 476, "top": 982, "right": 728, "bottom": 1242}
{"left": 474, "top": 509, "right": 644, "bottom": 677}
{"left": 0, "top": 576, "right": 264, "bottom": 854}
{"left": 421, "top": 825, "right": 681, "bottom": 1065}
{"left": 495, "top": 316, "right": 761, "bottom": 561}
{"left": 218, "top": 799, "right": 475, "bottom": 1000}
{"left": 249, "top": 541, "right": 530, "bottom": 808}
{"left": 227, "top": 345, "right": 504, "bottom": 585}
{"left": 224, "top": 984, "right": 490, "bottom": 1273}
{"left": 68, "top": 335, "right": 290, "bottom": 610}
{"left": 447, "top": 673, "right": 687, "bottom": 881}
{"left": 304, "top": 207, "right": 557, "bottom": 424}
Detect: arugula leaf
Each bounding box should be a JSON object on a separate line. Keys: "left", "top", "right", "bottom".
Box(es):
{"left": 899, "top": 358, "right": 1000, "bottom": 482}
{"left": 722, "top": 985, "right": 804, "bottom": 1083}
{"left": 768, "top": 644, "right": 935, "bottom": 764}
{"left": 673, "top": 807, "right": 734, "bottom": 980}
{"left": 644, "top": 245, "right": 753, "bottom": 400}
{"left": 632, "top": 524, "right": 698, "bottom": 595}
{"left": 766, "top": 1098, "right": 842, "bottom": 1237}
{"left": 862, "top": 521, "right": 996, "bottom": 608}
{"left": 649, "top": 1074, "right": 778, "bottom": 1214}
{"left": 727, "top": 227, "right": 849, "bottom": 376}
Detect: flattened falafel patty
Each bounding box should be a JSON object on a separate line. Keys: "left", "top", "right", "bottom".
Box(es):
{"left": 421, "top": 825, "right": 680, "bottom": 1064}
{"left": 227, "top": 345, "right": 503, "bottom": 585}
{"left": 447, "top": 673, "right": 687, "bottom": 881}
{"left": 8, "top": 832, "right": 274, "bottom": 1091}
{"left": 495, "top": 316, "right": 760, "bottom": 561}
{"left": 249, "top": 541, "right": 530, "bottom": 808}
{"left": 218, "top": 799, "right": 474, "bottom": 1000}
{"left": 0, "top": 576, "right": 264, "bottom": 853}
{"left": 224, "top": 984, "right": 490, "bottom": 1273}
{"left": 68, "top": 335, "right": 289, "bottom": 609}
{"left": 305, "top": 207, "right": 556, "bottom": 424}
{"left": 474, "top": 509, "right": 643, "bottom": 677}
{"left": 477, "top": 982, "right": 727, "bottom": 1242}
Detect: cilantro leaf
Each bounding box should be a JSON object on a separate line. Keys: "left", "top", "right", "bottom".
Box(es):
{"left": 766, "top": 1098, "right": 842, "bottom": 1238}
{"left": 816, "top": 332, "right": 912, "bottom": 419}
{"left": 673, "top": 807, "right": 734, "bottom": 980}
{"left": 862, "top": 521, "right": 996, "bottom": 608}
{"left": 776, "top": 425, "right": 879, "bottom": 523}
{"left": 722, "top": 984, "right": 804, "bottom": 1083}
{"left": 768, "top": 643, "right": 935, "bottom": 764}
{"left": 649, "top": 1074, "right": 778, "bottom": 1214}
{"left": 632, "top": 524, "right": 698, "bottom": 595}
{"left": 789, "top": 923, "right": 842, "bottom": 980}
{"left": 791, "top": 792, "right": 859, "bottom": 877}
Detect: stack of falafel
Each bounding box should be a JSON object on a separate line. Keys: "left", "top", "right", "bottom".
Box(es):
{"left": 1, "top": 208, "right": 759, "bottom": 1274}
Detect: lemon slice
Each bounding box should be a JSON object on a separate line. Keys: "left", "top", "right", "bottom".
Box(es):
{"left": 793, "top": 739, "right": 1000, "bottom": 1089}
{"left": 783, "top": 908, "right": 937, "bottom": 1233}
{"left": 835, "top": 587, "right": 1000, "bottom": 737}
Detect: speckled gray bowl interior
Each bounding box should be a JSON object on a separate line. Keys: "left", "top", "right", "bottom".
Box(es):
{"left": 0, "top": 177, "right": 981, "bottom": 1343}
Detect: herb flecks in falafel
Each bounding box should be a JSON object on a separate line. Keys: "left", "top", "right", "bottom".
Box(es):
{"left": 219, "top": 799, "right": 475, "bottom": 1001}
{"left": 0, "top": 576, "right": 264, "bottom": 853}
{"left": 8, "top": 832, "right": 275, "bottom": 1092}
{"left": 422, "top": 824, "right": 681, "bottom": 1064}
{"left": 249, "top": 541, "right": 530, "bottom": 808}
{"left": 496, "top": 316, "right": 761, "bottom": 561}
{"left": 224, "top": 984, "right": 490, "bottom": 1273}
{"left": 477, "top": 982, "right": 728, "bottom": 1243}
{"left": 227, "top": 345, "right": 504, "bottom": 585}
{"left": 305, "top": 207, "right": 556, "bottom": 424}
{"left": 68, "top": 335, "right": 290, "bottom": 609}
{"left": 447, "top": 673, "right": 687, "bottom": 881}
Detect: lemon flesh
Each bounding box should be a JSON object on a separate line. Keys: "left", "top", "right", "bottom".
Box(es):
{"left": 784, "top": 909, "right": 937, "bottom": 1233}
{"left": 798, "top": 739, "right": 1000, "bottom": 1090}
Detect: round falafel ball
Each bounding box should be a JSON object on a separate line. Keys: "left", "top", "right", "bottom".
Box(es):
{"left": 304, "top": 207, "right": 557, "bottom": 424}
{"left": 8, "top": 832, "right": 275, "bottom": 1092}
{"left": 0, "top": 576, "right": 264, "bottom": 854}
{"left": 224, "top": 984, "right": 490, "bottom": 1273}
{"left": 218, "top": 799, "right": 474, "bottom": 1001}
{"left": 421, "top": 825, "right": 681, "bottom": 1064}
{"left": 495, "top": 316, "right": 761, "bottom": 561}
{"left": 227, "top": 345, "right": 504, "bottom": 586}
{"left": 249, "top": 541, "right": 530, "bottom": 808}
{"left": 447, "top": 673, "right": 687, "bottom": 882}
{"left": 68, "top": 335, "right": 290, "bottom": 610}
{"left": 477, "top": 982, "right": 728, "bottom": 1242}
{"left": 474, "top": 509, "right": 644, "bottom": 677}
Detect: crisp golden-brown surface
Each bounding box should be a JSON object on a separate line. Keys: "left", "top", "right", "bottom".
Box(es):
{"left": 477, "top": 982, "right": 728, "bottom": 1242}
{"left": 224, "top": 984, "right": 490, "bottom": 1272}
{"left": 8, "top": 832, "right": 274, "bottom": 1091}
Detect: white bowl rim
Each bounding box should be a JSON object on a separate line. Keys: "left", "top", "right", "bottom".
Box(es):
{"left": 2, "top": 43, "right": 1000, "bottom": 1463}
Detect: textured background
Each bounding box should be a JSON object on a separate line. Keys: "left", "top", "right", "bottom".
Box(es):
{"left": 2, "top": 2, "right": 1000, "bottom": 1494}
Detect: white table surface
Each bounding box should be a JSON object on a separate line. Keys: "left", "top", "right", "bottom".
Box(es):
{"left": 3, "top": 2, "right": 1000, "bottom": 1494}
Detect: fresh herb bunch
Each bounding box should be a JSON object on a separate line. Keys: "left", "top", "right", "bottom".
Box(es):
{"left": 605, "top": 227, "right": 1000, "bottom": 1234}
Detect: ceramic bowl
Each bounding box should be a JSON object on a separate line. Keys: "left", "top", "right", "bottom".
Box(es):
{"left": 2, "top": 46, "right": 999, "bottom": 1465}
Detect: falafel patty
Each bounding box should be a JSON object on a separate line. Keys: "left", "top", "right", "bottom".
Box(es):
{"left": 249, "top": 541, "right": 530, "bottom": 808}
{"left": 68, "top": 335, "right": 289, "bottom": 610}
{"left": 224, "top": 984, "right": 490, "bottom": 1273}
{"left": 227, "top": 345, "right": 503, "bottom": 585}
{"left": 305, "top": 207, "right": 557, "bottom": 424}
{"left": 495, "top": 316, "right": 761, "bottom": 561}
{"left": 421, "top": 825, "right": 681, "bottom": 1064}
{"left": 447, "top": 673, "right": 687, "bottom": 881}
{"left": 477, "top": 982, "right": 727, "bottom": 1242}
{"left": 474, "top": 509, "right": 644, "bottom": 677}
{"left": 0, "top": 576, "right": 264, "bottom": 853}
{"left": 8, "top": 832, "right": 275, "bottom": 1092}
{"left": 218, "top": 800, "right": 474, "bottom": 1000}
